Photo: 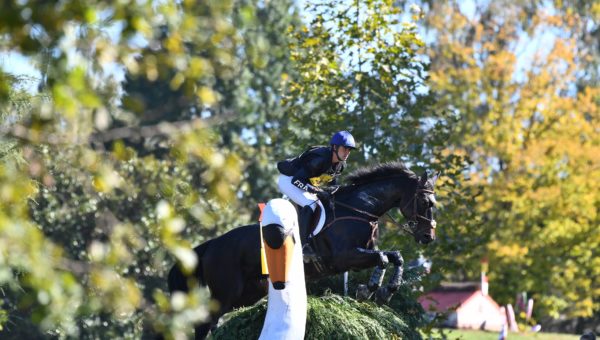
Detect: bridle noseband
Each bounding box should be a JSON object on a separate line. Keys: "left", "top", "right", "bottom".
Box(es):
{"left": 401, "top": 187, "right": 436, "bottom": 228}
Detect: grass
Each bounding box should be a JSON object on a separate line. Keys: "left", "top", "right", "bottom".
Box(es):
{"left": 432, "top": 328, "right": 580, "bottom": 340}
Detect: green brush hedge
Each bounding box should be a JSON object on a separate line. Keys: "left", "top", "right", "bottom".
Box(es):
{"left": 211, "top": 294, "right": 420, "bottom": 340}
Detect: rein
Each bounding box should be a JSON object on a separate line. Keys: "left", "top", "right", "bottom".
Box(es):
{"left": 321, "top": 216, "right": 379, "bottom": 248}
{"left": 327, "top": 194, "right": 379, "bottom": 247}
{"left": 308, "top": 179, "right": 436, "bottom": 273}
{"left": 333, "top": 200, "right": 379, "bottom": 220}
{"left": 328, "top": 187, "right": 436, "bottom": 237}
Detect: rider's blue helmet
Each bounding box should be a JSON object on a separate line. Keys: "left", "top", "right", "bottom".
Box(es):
{"left": 330, "top": 131, "right": 356, "bottom": 149}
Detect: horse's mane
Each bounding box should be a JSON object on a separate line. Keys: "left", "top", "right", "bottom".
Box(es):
{"left": 343, "top": 161, "right": 417, "bottom": 186}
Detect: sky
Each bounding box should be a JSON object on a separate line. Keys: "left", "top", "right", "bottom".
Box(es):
{"left": 0, "top": 7, "right": 128, "bottom": 94}
{"left": 0, "top": 50, "right": 41, "bottom": 92}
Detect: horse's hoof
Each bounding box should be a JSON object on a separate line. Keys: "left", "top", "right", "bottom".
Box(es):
{"left": 375, "top": 287, "right": 392, "bottom": 305}
{"left": 356, "top": 284, "right": 373, "bottom": 301}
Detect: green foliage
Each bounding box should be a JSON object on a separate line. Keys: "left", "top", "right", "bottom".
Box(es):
{"left": 0, "top": 0, "right": 254, "bottom": 337}
{"left": 210, "top": 301, "right": 267, "bottom": 340}
{"left": 306, "top": 265, "right": 431, "bottom": 332}
{"left": 283, "top": 0, "right": 437, "bottom": 164}
{"left": 119, "top": 0, "right": 302, "bottom": 209}
{"left": 1, "top": 140, "right": 240, "bottom": 337}
{"left": 8, "top": 0, "right": 597, "bottom": 336}
{"left": 416, "top": 0, "right": 600, "bottom": 322}
{"left": 279, "top": 4, "right": 474, "bottom": 313}
{"left": 212, "top": 294, "right": 421, "bottom": 340}
{"left": 212, "top": 266, "right": 433, "bottom": 339}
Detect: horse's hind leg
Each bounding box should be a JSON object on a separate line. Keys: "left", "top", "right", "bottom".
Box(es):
{"left": 194, "top": 301, "right": 231, "bottom": 340}
{"left": 375, "top": 251, "right": 404, "bottom": 305}
{"left": 195, "top": 321, "right": 214, "bottom": 340}
{"left": 236, "top": 278, "right": 268, "bottom": 307}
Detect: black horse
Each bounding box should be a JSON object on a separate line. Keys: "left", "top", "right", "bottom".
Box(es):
{"left": 168, "top": 162, "right": 439, "bottom": 339}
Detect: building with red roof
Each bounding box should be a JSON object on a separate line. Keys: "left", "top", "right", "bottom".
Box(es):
{"left": 419, "top": 281, "right": 507, "bottom": 331}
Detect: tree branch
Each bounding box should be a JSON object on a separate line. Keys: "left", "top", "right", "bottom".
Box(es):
{"left": 0, "top": 111, "right": 236, "bottom": 147}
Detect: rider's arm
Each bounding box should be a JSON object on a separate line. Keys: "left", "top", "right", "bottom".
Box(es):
{"left": 329, "top": 161, "right": 345, "bottom": 186}
{"left": 291, "top": 156, "right": 327, "bottom": 193}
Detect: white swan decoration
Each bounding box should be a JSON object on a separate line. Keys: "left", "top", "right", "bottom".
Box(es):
{"left": 259, "top": 198, "right": 307, "bottom": 340}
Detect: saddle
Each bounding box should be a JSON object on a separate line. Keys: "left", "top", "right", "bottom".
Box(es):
{"left": 293, "top": 202, "right": 323, "bottom": 238}
{"left": 296, "top": 187, "right": 337, "bottom": 239}
{"left": 259, "top": 188, "right": 336, "bottom": 245}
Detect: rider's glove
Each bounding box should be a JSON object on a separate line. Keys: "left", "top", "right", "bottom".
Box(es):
{"left": 321, "top": 185, "right": 340, "bottom": 194}
{"left": 309, "top": 186, "right": 330, "bottom": 200}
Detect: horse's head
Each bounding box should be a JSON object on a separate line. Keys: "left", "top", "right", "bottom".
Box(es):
{"left": 399, "top": 171, "right": 439, "bottom": 245}
{"left": 336, "top": 162, "right": 439, "bottom": 245}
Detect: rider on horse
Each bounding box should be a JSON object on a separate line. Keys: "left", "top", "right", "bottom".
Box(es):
{"left": 276, "top": 131, "right": 357, "bottom": 259}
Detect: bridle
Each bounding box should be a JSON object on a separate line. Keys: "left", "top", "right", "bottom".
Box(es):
{"left": 375, "top": 186, "right": 436, "bottom": 237}
{"left": 328, "top": 185, "right": 436, "bottom": 237}
{"left": 400, "top": 187, "right": 436, "bottom": 233}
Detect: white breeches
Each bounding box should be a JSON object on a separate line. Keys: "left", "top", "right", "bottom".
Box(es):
{"left": 277, "top": 175, "right": 326, "bottom": 236}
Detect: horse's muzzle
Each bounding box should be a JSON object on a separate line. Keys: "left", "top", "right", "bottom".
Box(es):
{"left": 416, "top": 220, "right": 436, "bottom": 244}
{"left": 418, "top": 236, "right": 434, "bottom": 245}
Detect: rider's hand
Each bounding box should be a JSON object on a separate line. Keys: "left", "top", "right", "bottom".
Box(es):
{"left": 307, "top": 184, "right": 322, "bottom": 194}
{"left": 314, "top": 188, "right": 331, "bottom": 201}
{"left": 307, "top": 185, "right": 331, "bottom": 200}
{"left": 322, "top": 185, "right": 340, "bottom": 194}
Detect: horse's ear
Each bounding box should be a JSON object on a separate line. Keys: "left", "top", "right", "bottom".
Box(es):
{"left": 420, "top": 171, "right": 428, "bottom": 185}
{"left": 432, "top": 171, "right": 441, "bottom": 185}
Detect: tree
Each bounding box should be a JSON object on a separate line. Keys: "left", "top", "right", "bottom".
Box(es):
{"left": 419, "top": 0, "right": 600, "bottom": 321}
{"left": 282, "top": 0, "right": 475, "bottom": 299}
{"left": 120, "top": 0, "right": 303, "bottom": 207}
{"left": 284, "top": 0, "right": 432, "bottom": 161}
{"left": 0, "top": 1, "right": 252, "bottom": 337}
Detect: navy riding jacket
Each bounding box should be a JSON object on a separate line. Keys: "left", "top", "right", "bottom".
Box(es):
{"left": 277, "top": 146, "right": 345, "bottom": 192}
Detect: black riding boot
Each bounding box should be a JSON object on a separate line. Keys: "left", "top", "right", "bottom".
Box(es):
{"left": 298, "top": 205, "right": 318, "bottom": 262}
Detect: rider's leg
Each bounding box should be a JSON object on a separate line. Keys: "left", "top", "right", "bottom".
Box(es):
{"left": 298, "top": 205, "right": 314, "bottom": 245}
{"left": 277, "top": 175, "right": 319, "bottom": 261}
{"left": 298, "top": 205, "right": 318, "bottom": 261}
{"left": 277, "top": 175, "right": 318, "bottom": 207}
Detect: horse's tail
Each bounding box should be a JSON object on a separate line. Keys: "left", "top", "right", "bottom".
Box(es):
{"left": 167, "top": 239, "right": 212, "bottom": 293}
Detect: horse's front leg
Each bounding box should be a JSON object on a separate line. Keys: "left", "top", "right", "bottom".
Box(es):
{"left": 374, "top": 251, "right": 403, "bottom": 305}
{"left": 350, "top": 248, "right": 389, "bottom": 301}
